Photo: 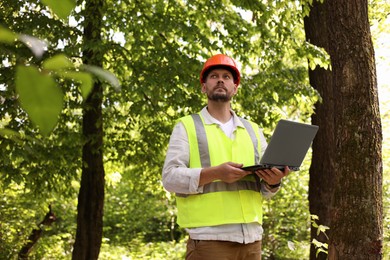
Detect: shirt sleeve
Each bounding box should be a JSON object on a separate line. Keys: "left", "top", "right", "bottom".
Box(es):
{"left": 260, "top": 181, "right": 280, "bottom": 198}
{"left": 162, "top": 122, "right": 203, "bottom": 194}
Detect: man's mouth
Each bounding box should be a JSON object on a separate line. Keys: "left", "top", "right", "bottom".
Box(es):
{"left": 214, "top": 85, "right": 227, "bottom": 91}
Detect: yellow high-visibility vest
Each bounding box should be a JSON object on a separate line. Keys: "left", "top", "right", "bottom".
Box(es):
{"left": 176, "top": 114, "right": 263, "bottom": 228}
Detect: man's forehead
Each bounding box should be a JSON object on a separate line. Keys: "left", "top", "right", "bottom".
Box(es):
{"left": 208, "top": 68, "right": 233, "bottom": 75}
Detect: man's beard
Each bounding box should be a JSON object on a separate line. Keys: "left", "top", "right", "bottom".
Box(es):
{"left": 207, "top": 85, "right": 232, "bottom": 102}
{"left": 207, "top": 92, "right": 231, "bottom": 102}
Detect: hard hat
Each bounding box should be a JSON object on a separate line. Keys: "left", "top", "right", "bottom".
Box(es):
{"left": 200, "top": 54, "right": 240, "bottom": 85}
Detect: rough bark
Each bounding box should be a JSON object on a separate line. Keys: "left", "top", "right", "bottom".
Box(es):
{"left": 304, "top": 2, "right": 334, "bottom": 259}
{"left": 304, "top": 0, "right": 383, "bottom": 259}
{"left": 72, "top": 0, "right": 105, "bottom": 259}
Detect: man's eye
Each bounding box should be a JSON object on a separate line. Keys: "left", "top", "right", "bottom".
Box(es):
{"left": 210, "top": 75, "right": 217, "bottom": 78}
{"left": 224, "top": 75, "right": 231, "bottom": 79}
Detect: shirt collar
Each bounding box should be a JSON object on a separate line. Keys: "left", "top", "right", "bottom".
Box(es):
{"left": 200, "top": 106, "right": 245, "bottom": 128}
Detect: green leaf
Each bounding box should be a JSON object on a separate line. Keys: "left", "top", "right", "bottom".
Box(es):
{"left": 42, "top": 54, "right": 74, "bottom": 71}
{"left": 311, "top": 214, "right": 319, "bottom": 220}
{"left": 18, "top": 34, "right": 47, "bottom": 58}
{"left": 15, "top": 65, "right": 64, "bottom": 136}
{"left": 318, "top": 224, "right": 330, "bottom": 233}
{"left": 316, "top": 248, "right": 328, "bottom": 257}
{"left": 272, "top": 92, "right": 279, "bottom": 102}
{"left": 0, "top": 26, "right": 17, "bottom": 44}
{"left": 41, "top": 0, "right": 76, "bottom": 20}
{"left": 82, "top": 65, "right": 121, "bottom": 92}
{"left": 311, "top": 238, "right": 325, "bottom": 248}
{"left": 59, "top": 71, "right": 93, "bottom": 99}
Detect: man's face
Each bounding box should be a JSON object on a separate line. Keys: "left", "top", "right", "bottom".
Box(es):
{"left": 202, "top": 68, "right": 238, "bottom": 102}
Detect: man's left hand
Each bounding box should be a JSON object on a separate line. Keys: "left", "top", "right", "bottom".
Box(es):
{"left": 254, "top": 166, "right": 290, "bottom": 186}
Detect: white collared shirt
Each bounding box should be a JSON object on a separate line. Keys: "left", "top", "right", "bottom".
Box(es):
{"left": 162, "top": 107, "right": 279, "bottom": 243}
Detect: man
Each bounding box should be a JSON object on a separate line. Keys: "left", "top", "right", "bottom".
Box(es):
{"left": 162, "top": 54, "right": 289, "bottom": 260}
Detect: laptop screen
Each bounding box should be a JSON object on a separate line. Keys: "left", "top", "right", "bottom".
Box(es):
{"left": 242, "top": 119, "right": 319, "bottom": 171}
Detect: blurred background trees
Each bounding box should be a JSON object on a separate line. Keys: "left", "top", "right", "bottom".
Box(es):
{"left": 0, "top": 0, "right": 388, "bottom": 259}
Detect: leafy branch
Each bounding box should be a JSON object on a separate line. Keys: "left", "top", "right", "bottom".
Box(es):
{"left": 310, "top": 214, "right": 329, "bottom": 258}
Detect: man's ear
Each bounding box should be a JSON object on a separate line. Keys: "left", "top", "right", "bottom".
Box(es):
{"left": 233, "top": 84, "right": 238, "bottom": 94}
{"left": 201, "top": 83, "right": 206, "bottom": 93}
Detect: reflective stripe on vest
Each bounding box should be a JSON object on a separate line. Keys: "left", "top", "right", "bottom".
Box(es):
{"left": 238, "top": 117, "right": 260, "bottom": 164}
{"left": 191, "top": 114, "right": 260, "bottom": 167}
{"left": 176, "top": 114, "right": 261, "bottom": 198}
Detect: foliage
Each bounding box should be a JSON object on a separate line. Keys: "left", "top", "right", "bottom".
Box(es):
{"left": 0, "top": 183, "right": 78, "bottom": 260}
{"left": 0, "top": 184, "right": 35, "bottom": 259}
{"left": 99, "top": 237, "right": 187, "bottom": 260}
{"left": 310, "top": 215, "right": 329, "bottom": 258}
{"left": 0, "top": 0, "right": 320, "bottom": 187}
{"left": 1, "top": 0, "right": 85, "bottom": 196}
{"left": 261, "top": 159, "right": 312, "bottom": 259}
{"left": 103, "top": 167, "right": 184, "bottom": 244}
{"left": 378, "top": 54, "right": 390, "bottom": 258}
{"left": 0, "top": 30, "right": 118, "bottom": 136}
{"left": 366, "top": 1, "right": 390, "bottom": 257}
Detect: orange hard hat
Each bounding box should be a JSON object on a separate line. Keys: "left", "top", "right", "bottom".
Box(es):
{"left": 200, "top": 54, "right": 240, "bottom": 85}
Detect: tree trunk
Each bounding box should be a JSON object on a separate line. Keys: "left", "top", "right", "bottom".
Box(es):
{"left": 304, "top": 2, "right": 334, "bottom": 259}
{"left": 304, "top": 1, "right": 383, "bottom": 259}
{"left": 72, "top": 0, "right": 105, "bottom": 259}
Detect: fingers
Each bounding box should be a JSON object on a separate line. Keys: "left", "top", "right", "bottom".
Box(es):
{"left": 226, "top": 161, "right": 244, "bottom": 168}
{"left": 218, "top": 162, "right": 250, "bottom": 183}
{"left": 256, "top": 169, "right": 277, "bottom": 181}
{"left": 255, "top": 167, "right": 289, "bottom": 185}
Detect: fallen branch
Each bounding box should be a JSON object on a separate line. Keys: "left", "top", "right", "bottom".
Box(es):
{"left": 18, "top": 205, "right": 57, "bottom": 259}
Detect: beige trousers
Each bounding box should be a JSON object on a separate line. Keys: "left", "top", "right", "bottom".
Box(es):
{"left": 185, "top": 238, "right": 262, "bottom": 260}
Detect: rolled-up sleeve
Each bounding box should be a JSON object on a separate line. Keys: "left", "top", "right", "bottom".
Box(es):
{"left": 162, "top": 122, "right": 203, "bottom": 194}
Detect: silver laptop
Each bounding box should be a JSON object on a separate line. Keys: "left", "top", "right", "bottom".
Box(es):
{"left": 242, "top": 119, "right": 319, "bottom": 172}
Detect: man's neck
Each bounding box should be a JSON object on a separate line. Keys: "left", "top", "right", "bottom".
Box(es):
{"left": 206, "top": 101, "right": 232, "bottom": 123}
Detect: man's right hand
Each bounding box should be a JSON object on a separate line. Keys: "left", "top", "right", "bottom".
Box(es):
{"left": 199, "top": 162, "right": 251, "bottom": 187}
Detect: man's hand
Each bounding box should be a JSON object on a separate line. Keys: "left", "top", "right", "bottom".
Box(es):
{"left": 217, "top": 162, "right": 252, "bottom": 183}
{"left": 199, "top": 162, "right": 251, "bottom": 187}
{"left": 254, "top": 166, "right": 290, "bottom": 186}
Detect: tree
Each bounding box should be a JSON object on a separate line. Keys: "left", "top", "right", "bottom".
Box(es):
{"left": 304, "top": 0, "right": 383, "bottom": 259}
{"left": 72, "top": 0, "right": 105, "bottom": 259}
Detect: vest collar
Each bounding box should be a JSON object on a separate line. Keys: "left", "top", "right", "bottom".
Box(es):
{"left": 200, "top": 106, "right": 245, "bottom": 129}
